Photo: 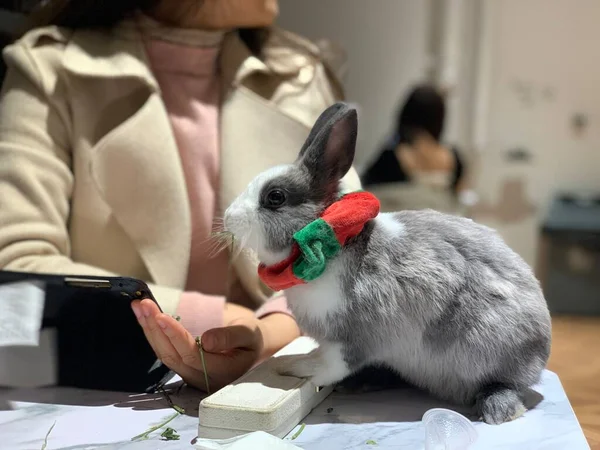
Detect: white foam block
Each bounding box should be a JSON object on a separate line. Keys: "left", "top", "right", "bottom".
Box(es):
{"left": 198, "top": 337, "right": 332, "bottom": 439}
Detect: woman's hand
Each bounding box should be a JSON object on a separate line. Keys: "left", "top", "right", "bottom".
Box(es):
{"left": 131, "top": 299, "right": 299, "bottom": 392}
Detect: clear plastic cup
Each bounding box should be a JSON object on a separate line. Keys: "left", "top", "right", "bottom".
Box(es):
{"left": 422, "top": 408, "right": 478, "bottom": 450}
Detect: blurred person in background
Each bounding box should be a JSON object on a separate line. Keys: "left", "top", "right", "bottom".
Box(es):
{"left": 0, "top": 0, "right": 360, "bottom": 391}
{"left": 361, "top": 84, "right": 474, "bottom": 215}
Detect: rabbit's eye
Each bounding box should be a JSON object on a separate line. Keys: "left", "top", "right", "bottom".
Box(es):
{"left": 264, "top": 189, "right": 287, "bottom": 209}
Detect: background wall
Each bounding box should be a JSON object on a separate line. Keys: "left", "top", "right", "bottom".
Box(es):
{"left": 471, "top": 0, "right": 600, "bottom": 266}
{"left": 277, "top": 0, "right": 432, "bottom": 172}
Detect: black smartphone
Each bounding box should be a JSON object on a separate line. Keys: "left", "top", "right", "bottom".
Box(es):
{"left": 0, "top": 270, "right": 174, "bottom": 393}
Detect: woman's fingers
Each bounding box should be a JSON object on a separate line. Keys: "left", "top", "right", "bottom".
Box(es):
{"left": 138, "top": 301, "right": 176, "bottom": 361}
{"left": 156, "top": 313, "right": 203, "bottom": 368}
{"left": 137, "top": 298, "right": 161, "bottom": 319}
{"left": 132, "top": 300, "right": 212, "bottom": 390}
{"left": 131, "top": 299, "right": 160, "bottom": 350}
{"left": 131, "top": 301, "right": 262, "bottom": 392}
{"left": 132, "top": 300, "right": 194, "bottom": 378}
{"left": 202, "top": 319, "right": 259, "bottom": 353}
{"left": 130, "top": 300, "right": 145, "bottom": 325}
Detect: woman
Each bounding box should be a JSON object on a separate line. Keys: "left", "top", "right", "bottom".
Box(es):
{"left": 361, "top": 84, "right": 470, "bottom": 215}
{"left": 0, "top": 0, "right": 361, "bottom": 390}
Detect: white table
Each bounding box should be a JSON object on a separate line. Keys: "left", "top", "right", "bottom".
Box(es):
{"left": 0, "top": 370, "right": 589, "bottom": 449}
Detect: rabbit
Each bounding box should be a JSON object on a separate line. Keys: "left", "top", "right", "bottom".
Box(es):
{"left": 223, "top": 102, "right": 552, "bottom": 425}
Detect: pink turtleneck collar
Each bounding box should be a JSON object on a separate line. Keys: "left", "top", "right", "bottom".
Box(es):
{"left": 141, "top": 14, "right": 230, "bottom": 334}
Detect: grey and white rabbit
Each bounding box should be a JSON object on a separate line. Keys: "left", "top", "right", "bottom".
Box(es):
{"left": 224, "top": 102, "right": 551, "bottom": 425}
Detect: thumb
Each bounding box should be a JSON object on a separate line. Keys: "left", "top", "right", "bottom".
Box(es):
{"left": 202, "top": 320, "right": 259, "bottom": 353}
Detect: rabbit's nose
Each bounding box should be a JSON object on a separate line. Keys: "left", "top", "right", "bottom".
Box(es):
{"left": 223, "top": 206, "right": 245, "bottom": 232}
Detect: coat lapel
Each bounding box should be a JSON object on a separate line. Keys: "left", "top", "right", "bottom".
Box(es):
{"left": 62, "top": 26, "right": 160, "bottom": 91}
{"left": 89, "top": 94, "right": 192, "bottom": 289}
{"left": 63, "top": 27, "right": 191, "bottom": 288}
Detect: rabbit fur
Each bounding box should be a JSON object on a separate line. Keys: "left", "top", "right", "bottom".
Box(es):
{"left": 224, "top": 103, "right": 552, "bottom": 425}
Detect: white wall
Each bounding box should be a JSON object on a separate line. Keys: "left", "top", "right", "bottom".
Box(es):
{"left": 277, "top": 0, "right": 432, "bottom": 172}
{"left": 471, "top": 0, "right": 600, "bottom": 266}
{"left": 435, "top": 0, "right": 480, "bottom": 154}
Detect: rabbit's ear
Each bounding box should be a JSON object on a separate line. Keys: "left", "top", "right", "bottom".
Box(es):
{"left": 297, "top": 102, "right": 358, "bottom": 187}
{"left": 298, "top": 103, "right": 346, "bottom": 158}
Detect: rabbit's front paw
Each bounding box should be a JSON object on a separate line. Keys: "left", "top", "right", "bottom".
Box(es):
{"left": 311, "top": 367, "right": 346, "bottom": 387}
{"left": 274, "top": 344, "right": 352, "bottom": 387}
{"left": 273, "top": 354, "right": 318, "bottom": 379}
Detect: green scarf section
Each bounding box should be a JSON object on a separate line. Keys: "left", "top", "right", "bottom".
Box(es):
{"left": 292, "top": 218, "right": 341, "bottom": 282}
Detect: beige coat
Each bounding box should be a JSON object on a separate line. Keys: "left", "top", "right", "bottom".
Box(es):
{"left": 0, "top": 22, "right": 361, "bottom": 315}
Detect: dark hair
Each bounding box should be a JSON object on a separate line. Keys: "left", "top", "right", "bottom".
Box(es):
{"left": 22, "top": 0, "right": 270, "bottom": 56}
{"left": 395, "top": 84, "right": 445, "bottom": 144}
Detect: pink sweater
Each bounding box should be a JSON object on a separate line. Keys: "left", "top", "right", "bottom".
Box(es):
{"left": 141, "top": 22, "right": 290, "bottom": 336}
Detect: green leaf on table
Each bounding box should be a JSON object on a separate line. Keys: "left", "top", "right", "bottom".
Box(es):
{"left": 366, "top": 439, "right": 378, "bottom": 445}
{"left": 41, "top": 421, "right": 56, "bottom": 450}
{"left": 290, "top": 423, "right": 306, "bottom": 440}
{"left": 160, "top": 427, "right": 180, "bottom": 441}
{"left": 131, "top": 411, "right": 180, "bottom": 441}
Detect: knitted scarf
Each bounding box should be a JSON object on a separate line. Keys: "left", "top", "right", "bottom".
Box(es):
{"left": 258, "top": 191, "right": 380, "bottom": 291}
